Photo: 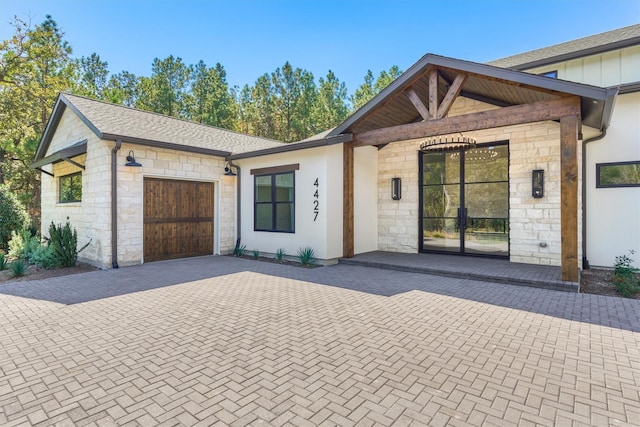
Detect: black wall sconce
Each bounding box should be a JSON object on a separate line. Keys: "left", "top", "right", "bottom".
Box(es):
{"left": 532, "top": 169, "right": 544, "bottom": 198}
{"left": 224, "top": 163, "right": 236, "bottom": 176}
{"left": 125, "top": 150, "right": 142, "bottom": 167}
{"left": 391, "top": 177, "right": 401, "bottom": 200}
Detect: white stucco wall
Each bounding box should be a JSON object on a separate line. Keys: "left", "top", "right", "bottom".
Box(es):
{"left": 585, "top": 92, "right": 640, "bottom": 268}
{"left": 237, "top": 144, "right": 343, "bottom": 261}
{"left": 377, "top": 97, "right": 582, "bottom": 267}
{"left": 354, "top": 146, "right": 379, "bottom": 254}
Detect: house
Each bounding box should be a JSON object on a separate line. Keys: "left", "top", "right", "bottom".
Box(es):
{"left": 33, "top": 24, "right": 640, "bottom": 281}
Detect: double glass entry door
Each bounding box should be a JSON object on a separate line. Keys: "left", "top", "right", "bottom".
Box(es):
{"left": 420, "top": 144, "right": 509, "bottom": 257}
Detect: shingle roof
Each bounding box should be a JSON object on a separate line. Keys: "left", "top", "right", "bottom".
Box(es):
{"left": 489, "top": 24, "right": 640, "bottom": 70}
{"left": 55, "top": 93, "right": 285, "bottom": 156}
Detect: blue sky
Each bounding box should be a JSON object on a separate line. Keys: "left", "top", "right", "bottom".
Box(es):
{"left": 1, "top": 0, "right": 639, "bottom": 93}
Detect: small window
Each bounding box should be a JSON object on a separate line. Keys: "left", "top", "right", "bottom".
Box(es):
{"left": 596, "top": 161, "right": 640, "bottom": 188}
{"left": 539, "top": 70, "right": 558, "bottom": 78}
{"left": 59, "top": 172, "right": 82, "bottom": 203}
{"left": 254, "top": 171, "right": 295, "bottom": 232}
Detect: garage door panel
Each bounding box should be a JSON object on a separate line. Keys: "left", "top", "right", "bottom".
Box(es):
{"left": 144, "top": 178, "right": 214, "bottom": 262}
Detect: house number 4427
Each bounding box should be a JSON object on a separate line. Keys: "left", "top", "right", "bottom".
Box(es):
{"left": 313, "top": 178, "right": 319, "bottom": 221}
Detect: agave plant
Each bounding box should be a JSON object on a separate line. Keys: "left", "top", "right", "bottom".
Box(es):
{"left": 297, "top": 247, "right": 316, "bottom": 267}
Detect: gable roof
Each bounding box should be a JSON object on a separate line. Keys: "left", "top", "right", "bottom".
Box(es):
{"left": 489, "top": 24, "right": 640, "bottom": 70}
{"left": 35, "top": 93, "right": 285, "bottom": 161}
{"left": 328, "top": 54, "right": 617, "bottom": 138}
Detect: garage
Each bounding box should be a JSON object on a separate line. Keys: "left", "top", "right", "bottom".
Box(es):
{"left": 144, "top": 178, "right": 214, "bottom": 262}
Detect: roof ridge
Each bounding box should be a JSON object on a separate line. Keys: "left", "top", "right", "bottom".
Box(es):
{"left": 61, "top": 92, "right": 285, "bottom": 145}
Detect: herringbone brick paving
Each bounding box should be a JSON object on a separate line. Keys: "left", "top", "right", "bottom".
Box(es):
{"left": 0, "top": 257, "right": 639, "bottom": 426}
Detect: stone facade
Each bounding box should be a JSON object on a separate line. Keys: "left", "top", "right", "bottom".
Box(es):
{"left": 376, "top": 97, "right": 582, "bottom": 267}
{"left": 40, "top": 108, "right": 234, "bottom": 269}
{"left": 41, "top": 109, "right": 111, "bottom": 267}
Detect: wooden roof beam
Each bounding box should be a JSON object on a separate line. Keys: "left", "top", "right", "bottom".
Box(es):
{"left": 428, "top": 68, "right": 438, "bottom": 119}
{"left": 405, "top": 89, "right": 430, "bottom": 121}
{"left": 436, "top": 73, "right": 467, "bottom": 119}
{"left": 352, "top": 96, "right": 580, "bottom": 146}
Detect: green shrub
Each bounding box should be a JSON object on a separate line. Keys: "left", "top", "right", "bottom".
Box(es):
{"left": 0, "top": 253, "right": 6, "bottom": 270}
{"left": 8, "top": 228, "right": 39, "bottom": 260}
{"left": 252, "top": 250, "right": 260, "bottom": 259}
{"left": 612, "top": 251, "right": 640, "bottom": 298}
{"left": 234, "top": 244, "right": 246, "bottom": 257}
{"left": 46, "top": 220, "right": 90, "bottom": 268}
{"left": 275, "top": 248, "right": 286, "bottom": 263}
{"left": 0, "top": 185, "right": 29, "bottom": 252}
{"left": 9, "top": 259, "right": 27, "bottom": 277}
{"left": 297, "top": 247, "right": 316, "bottom": 267}
{"left": 30, "top": 244, "right": 61, "bottom": 270}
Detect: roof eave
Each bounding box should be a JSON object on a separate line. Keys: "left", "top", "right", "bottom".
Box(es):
{"left": 506, "top": 36, "right": 640, "bottom": 71}
{"left": 228, "top": 133, "right": 353, "bottom": 160}
{"left": 31, "top": 139, "right": 88, "bottom": 169}
{"left": 100, "top": 133, "right": 231, "bottom": 158}
{"left": 329, "top": 54, "right": 616, "bottom": 136}
{"left": 34, "top": 93, "right": 104, "bottom": 162}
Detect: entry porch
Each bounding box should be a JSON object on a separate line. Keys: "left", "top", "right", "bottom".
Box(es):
{"left": 339, "top": 251, "right": 579, "bottom": 292}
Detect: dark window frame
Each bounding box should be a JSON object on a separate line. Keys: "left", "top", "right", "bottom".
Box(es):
{"left": 538, "top": 70, "right": 558, "bottom": 78}
{"left": 59, "top": 172, "right": 82, "bottom": 203}
{"left": 254, "top": 171, "right": 295, "bottom": 233}
{"left": 596, "top": 160, "right": 640, "bottom": 188}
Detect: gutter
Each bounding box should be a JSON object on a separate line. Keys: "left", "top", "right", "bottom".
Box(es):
{"left": 111, "top": 139, "right": 121, "bottom": 268}
{"left": 226, "top": 159, "right": 242, "bottom": 252}
{"left": 581, "top": 127, "right": 608, "bottom": 269}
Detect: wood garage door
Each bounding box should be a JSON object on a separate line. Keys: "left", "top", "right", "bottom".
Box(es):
{"left": 144, "top": 178, "right": 214, "bottom": 262}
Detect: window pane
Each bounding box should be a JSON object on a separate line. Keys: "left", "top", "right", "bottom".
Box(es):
{"left": 59, "top": 173, "right": 82, "bottom": 203}
{"left": 71, "top": 174, "right": 82, "bottom": 201}
{"left": 255, "top": 204, "right": 272, "bottom": 230}
{"left": 275, "top": 173, "right": 294, "bottom": 201}
{"left": 275, "top": 202, "right": 294, "bottom": 231}
{"left": 255, "top": 176, "right": 272, "bottom": 202}
{"left": 598, "top": 162, "right": 640, "bottom": 187}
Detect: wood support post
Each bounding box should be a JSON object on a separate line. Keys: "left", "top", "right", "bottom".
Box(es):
{"left": 560, "top": 114, "right": 579, "bottom": 282}
{"left": 343, "top": 143, "right": 354, "bottom": 258}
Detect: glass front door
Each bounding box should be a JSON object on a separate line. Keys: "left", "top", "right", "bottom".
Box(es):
{"left": 419, "top": 144, "right": 509, "bottom": 257}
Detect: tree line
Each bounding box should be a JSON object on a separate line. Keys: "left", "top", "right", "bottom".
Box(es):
{"left": 0, "top": 15, "right": 402, "bottom": 222}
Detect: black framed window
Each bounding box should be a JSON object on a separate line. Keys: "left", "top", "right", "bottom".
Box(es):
{"left": 59, "top": 172, "right": 82, "bottom": 203}
{"left": 254, "top": 171, "right": 295, "bottom": 232}
{"left": 596, "top": 161, "right": 640, "bottom": 188}
{"left": 539, "top": 70, "right": 558, "bottom": 78}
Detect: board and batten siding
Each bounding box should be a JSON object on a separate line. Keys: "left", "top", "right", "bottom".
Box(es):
{"left": 525, "top": 45, "right": 640, "bottom": 87}
{"left": 524, "top": 45, "right": 640, "bottom": 268}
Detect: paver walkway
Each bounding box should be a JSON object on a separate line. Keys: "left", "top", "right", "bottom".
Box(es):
{"left": 0, "top": 256, "right": 639, "bottom": 426}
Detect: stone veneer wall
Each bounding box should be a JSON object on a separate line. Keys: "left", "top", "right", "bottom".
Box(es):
{"left": 115, "top": 143, "right": 232, "bottom": 266}
{"left": 40, "top": 108, "right": 234, "bottom": 268}
{"left": 41, "top": 109, "right": 112, "bottom": 268}
{"left": 377, "top": 97, "right": 582, "bottom": 267}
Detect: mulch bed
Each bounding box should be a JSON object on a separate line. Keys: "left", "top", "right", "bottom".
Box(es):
{"left": 230, "top": 254, "right": 322, "bottom": 268}
{"left": 580, "top": 268, "right": 640, "bottom": 299}
{"left": 0, "top": 263, "right": 100, "bottom": 284}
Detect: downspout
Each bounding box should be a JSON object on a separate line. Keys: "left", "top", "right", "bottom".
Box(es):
{"left": 111, "top": 139, "right": 121, "bottom": 268}
{"left": 227, "top": 159, "right": 242, "bottom": 252}
{"left": 581, "top": 127, "right": 608, "bottom": 270}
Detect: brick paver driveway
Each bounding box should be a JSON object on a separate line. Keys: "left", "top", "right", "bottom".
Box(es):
{"left": 1, "top": 257, "right": 639, "bottom": 426}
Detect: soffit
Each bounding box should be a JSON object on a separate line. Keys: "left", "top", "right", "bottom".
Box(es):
{"left": 332, "top": 54, "right": 616, "bottom": 138}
